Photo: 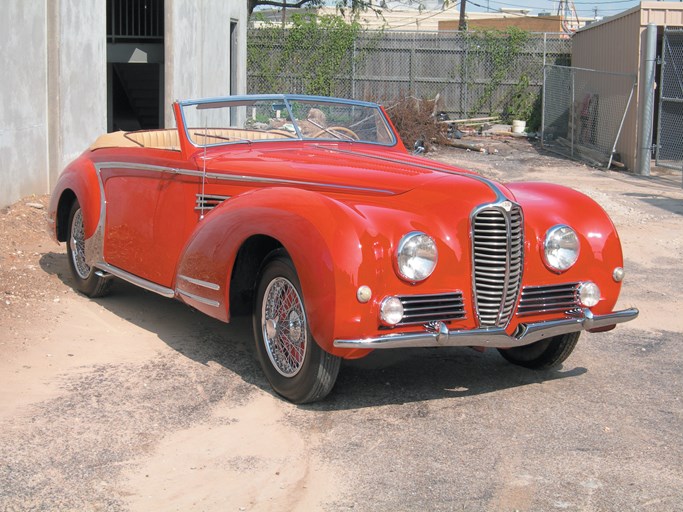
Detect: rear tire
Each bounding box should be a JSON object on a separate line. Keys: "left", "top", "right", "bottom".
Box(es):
{"left": 66, "top": 200, "right": 111, "bottom": 298}
{"left": 253, "top": 252, "right": 340, "bottom": 403}
{"left": 498, "top": 332, "right": 580, "bottom": 369}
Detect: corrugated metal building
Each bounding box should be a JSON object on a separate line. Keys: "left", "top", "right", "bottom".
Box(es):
{"left": 572, "top": 2, "right": 683, "bottom": 171}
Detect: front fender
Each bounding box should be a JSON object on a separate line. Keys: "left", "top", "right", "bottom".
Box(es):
{"left": 508, "top": 182, "right": 624, "bottom": 315}
{"left": 175, "top": 187, "right": 375, "bottom": 354}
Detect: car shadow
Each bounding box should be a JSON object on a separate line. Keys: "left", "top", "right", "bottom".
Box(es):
{"left": 40, "top": 251, "right": 587, "bottom": 410}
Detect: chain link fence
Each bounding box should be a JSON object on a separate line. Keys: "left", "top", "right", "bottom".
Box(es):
{"left": 655, "top": 28, "right": 683, "bottom": 173}
{"left": 248, "top": 28, "right": 571, "bottom": 122}
{"left": 541, "top": 65, "right": 636, "bottom": 168}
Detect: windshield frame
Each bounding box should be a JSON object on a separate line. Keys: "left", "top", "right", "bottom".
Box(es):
{"left": 177, "top": 94, "right": 398, "bottom": 149}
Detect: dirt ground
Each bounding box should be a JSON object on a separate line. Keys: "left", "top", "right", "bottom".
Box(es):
{"left": 1, "top": 138, "right": 682, "bottom": 511}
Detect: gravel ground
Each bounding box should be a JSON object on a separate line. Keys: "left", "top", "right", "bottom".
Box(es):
{"left": 1, "top": 138, "right": 682, "bottom": 511}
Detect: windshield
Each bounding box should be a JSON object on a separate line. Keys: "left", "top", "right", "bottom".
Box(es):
{"left": 179, "top": 96, "right": 396, "bottom": 148}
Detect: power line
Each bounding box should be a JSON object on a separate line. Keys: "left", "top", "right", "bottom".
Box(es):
{"left": 483, "top": 0, "right": 638, "bottom": 11}
{"left": 384, "top": 1, "right": 461, "bottom": 28}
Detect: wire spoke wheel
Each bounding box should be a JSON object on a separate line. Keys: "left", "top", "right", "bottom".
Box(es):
{"left": 262, "top": 277, "right": 307, "bottom": 377}
{"left": 66, "top": 200, "right": 111, "bottom": 298}
{"left": 69, "top": 208, "right": 91, "bottom": 279}
{"left": 253, "top": 252, "right": 340, "bottom": 403}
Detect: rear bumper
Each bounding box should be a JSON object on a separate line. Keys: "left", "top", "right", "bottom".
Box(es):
{"left": 333, "top": 307, "right": 639, "bottom": 350}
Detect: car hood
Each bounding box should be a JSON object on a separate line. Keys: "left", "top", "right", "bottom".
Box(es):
{"left": 200, "top": 144, "right": 509, "bottom": 200}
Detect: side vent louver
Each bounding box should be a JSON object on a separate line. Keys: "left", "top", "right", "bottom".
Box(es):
{"left": 195, "top": 194, "right": 230, "bottom": 211}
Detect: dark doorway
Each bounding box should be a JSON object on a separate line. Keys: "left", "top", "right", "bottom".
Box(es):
{"left": 107, "top": 0, "right": 164, "bottom": 132}
{"left": 109, "top": 63, "right": 161, "bottom": 131}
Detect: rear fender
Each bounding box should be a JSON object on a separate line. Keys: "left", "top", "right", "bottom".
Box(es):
{"left": 48, "top": 155, "right": 102, "bottom": 243}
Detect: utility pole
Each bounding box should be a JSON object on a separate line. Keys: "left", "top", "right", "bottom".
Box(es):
{"left": 459, "top": 0, "right": 467, "bottom": 30}
{"left": 556, "top": 0, "right": 580, "bottom": 34}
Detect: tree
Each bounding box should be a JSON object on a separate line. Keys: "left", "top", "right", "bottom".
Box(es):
{"left": 248, "top": 0, "right": 383, "bottom": 16}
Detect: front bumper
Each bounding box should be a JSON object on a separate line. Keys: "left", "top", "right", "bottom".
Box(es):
{"left": 333, "top": 307, "right": 639, "bottom": 350}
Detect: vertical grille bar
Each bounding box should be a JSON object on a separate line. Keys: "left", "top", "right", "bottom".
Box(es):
{"left": 471, "top": 204, "right": 524, "bottom": 327}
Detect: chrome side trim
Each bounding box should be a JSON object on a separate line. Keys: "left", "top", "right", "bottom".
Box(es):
{"left": 95, "top": 161, "right": 395, "bottom": 195}
{"left": 95, "top": 262, "right": 175, "bottom": 298}
{"left": 333, "top": 308, "right": 639, "bottom": 350}
{"left": 176, "top": 288, "right": 221, "bottom": 308}
{"left": 178, "top": 274, "right": 221, "bottom": 291}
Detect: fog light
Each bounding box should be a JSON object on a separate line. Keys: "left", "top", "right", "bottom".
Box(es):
{"left": 613, "top": 267, "right": 625, "bottom": 282}
{"left": 578, "top": 282, "right": 600, "bottom": 307}
{"left": 380, "top": 296, "right": 404, "bottom": 326}
{"left": 357, "top": 285, "right": 372, "bottom": 303}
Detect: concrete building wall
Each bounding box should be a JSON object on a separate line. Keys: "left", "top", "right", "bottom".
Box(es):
{"left": 48, "top": 0, "right": 107, "bottom": 190}
{"left": 0, "top": 2, "right": 49, "bottom": 209}
{"left": 164, "top": 0, "right": 248, "bottom": 126}
{"left": 0, "top": 0, "right": 247, "bottom": 209}
{"left": 0, "top": 0, "right": 106, "bottom": 209}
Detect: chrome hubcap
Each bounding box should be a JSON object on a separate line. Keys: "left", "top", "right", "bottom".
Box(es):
{"left": 261, "top": 277, "right": 307, "bottom": 377}
{"left": 69, "top": 208, "right": 91, "bottom": 280}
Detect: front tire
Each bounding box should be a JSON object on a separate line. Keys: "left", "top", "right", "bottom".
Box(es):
{"left": 498, "top": 332, "right": 580, "bottom": 369}
{"left": 253, "top": 253, "right": 340, "bottom": 403}
{"left": 66, "top": 200, "right": 111, "bottom": 298}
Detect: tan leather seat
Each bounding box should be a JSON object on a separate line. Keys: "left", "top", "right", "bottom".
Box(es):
{"left": 125, "top": 129, "right": 180, "bottom": 150}
{"left": 89, "top": 131, "right": 141, "bottom": 150}
{"left": 89, "top": 127, "right": 293, "bottom": 152}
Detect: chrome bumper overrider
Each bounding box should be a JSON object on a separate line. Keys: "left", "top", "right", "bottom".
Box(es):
{"left": 333, "top": 308, "right": 639, "bottom": 350}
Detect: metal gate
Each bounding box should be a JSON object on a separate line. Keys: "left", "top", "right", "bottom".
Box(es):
{"left": 655, "top": 28, "right": 683, "bottom": 171}
{"left": 542, "top": 65, "right": 636, "bottom": 168}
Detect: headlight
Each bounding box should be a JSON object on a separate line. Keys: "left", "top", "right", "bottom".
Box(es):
{"left": 543, "top": 225, "right": 579, "bottom": 272}
{"left": 395, "top": 231, "right": 438, "bottom": 282}
{"left": 578, "top": 281, "right": 600, "bottom": 307}
{"left": 380, "top": 296, "right": 404, "bottom": 326}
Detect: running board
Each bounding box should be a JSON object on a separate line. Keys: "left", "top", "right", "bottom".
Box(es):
{"left": 95, "top": 262, "right": 175, "bottom": 298}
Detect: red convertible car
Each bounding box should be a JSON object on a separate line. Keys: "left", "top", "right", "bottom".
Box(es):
{"left": 48, "top": 95, "right": 638, "bottom": 403}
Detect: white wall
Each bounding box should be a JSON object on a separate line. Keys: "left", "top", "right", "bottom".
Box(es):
{"left": 0, "top": 0, "right": 247, "bottom": 209}
{"left": 0, "top": 0, "right": 106, "bottom": 209}
{"left": 47, "top": 0, "right": 107, "bottom": 190}
{"left": 164, "top": 0, "right": 248, "bottom": 126}
{"left": 0, "top": 2, "right": 49, "bottom": 208}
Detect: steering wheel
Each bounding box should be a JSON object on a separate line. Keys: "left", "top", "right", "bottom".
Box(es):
{"left": 312, "top": 126, "right": 360, "bottom": 141}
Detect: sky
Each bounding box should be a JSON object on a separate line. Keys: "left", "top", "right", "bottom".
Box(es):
{"left": 340, "top": 0, "right": 644, "bottom": 19}
{"left": 459, "top": 0, "right": 641, "bottom": 17}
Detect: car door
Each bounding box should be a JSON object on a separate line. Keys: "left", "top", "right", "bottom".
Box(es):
{"left": 100, "top": 152, "right": 200, "bottom": 287}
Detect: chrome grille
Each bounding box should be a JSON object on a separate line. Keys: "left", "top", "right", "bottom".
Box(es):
{"left": 195, "top": 194, "right": 230, "bottom": 211}
{"left": 397, "top": 292, "right": 465, "bottom": 326}
{"left": 518, "top": 283, "right": 580, "bottom": 316}
{"left": 472, "top": 204, "right": 524, "bottom": 327}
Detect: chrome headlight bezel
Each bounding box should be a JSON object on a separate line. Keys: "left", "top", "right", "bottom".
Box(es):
{"left": 543, "top": 224, "right": 580, "bottom": 273}
{"left": 395, "top": 231, "right": 438, "bottom": 283}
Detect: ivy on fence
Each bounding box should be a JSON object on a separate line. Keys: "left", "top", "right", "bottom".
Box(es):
{"left": 248, "top": 14, "right": 374, "bottom": 97}
{"left": 248, "top": 19, "right": 571, "bottom": 128}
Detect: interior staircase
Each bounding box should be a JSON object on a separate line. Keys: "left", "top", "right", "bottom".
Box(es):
{"left": 113, "top": 63, "right": 160, "bottom": 130}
